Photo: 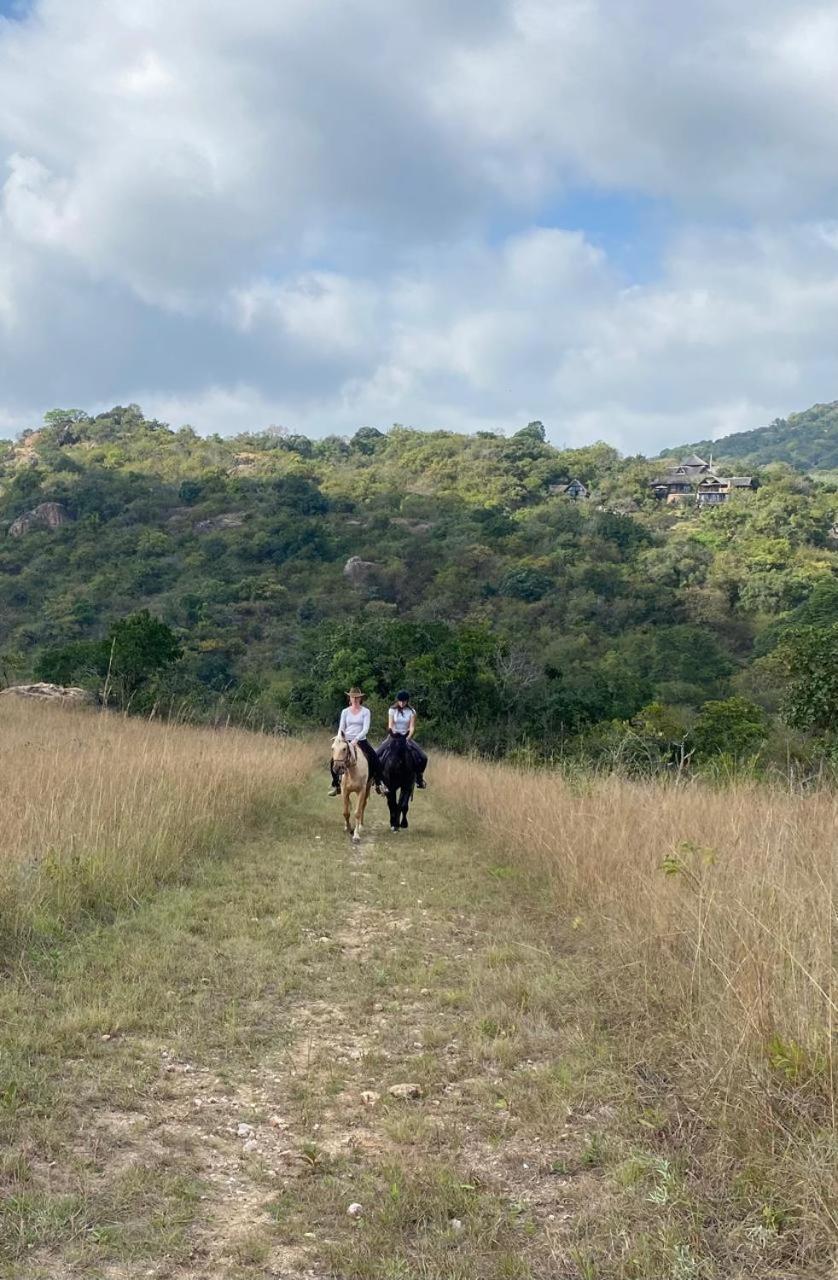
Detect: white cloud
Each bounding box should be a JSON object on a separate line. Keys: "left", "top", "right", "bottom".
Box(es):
{"left": 128, "top": 222, "right": 838, "bottom": 452}
{"left": 0, "top": 0, "right": 837, "bottom": 449}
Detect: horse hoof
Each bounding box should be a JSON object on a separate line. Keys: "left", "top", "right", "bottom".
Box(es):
{"left": 390, "top": 825, "right": 399, "bottom": 832}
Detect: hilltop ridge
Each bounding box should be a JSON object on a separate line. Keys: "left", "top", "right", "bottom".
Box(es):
{"left": 662, "top": 400, "right": 838, "bottom": 472}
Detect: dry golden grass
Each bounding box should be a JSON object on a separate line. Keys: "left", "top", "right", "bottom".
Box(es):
{"left": 0, "top": 697, "right": 319, "bottom": 946}
{"left": 436, "top": 756, "right": 837, "bottom": 1254}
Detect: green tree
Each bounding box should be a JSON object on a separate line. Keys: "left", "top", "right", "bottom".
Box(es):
{"left": 771, "top": 625, "right": 838, "bottom": 732}
{"left": 691, "top": 696, "right": 768, "bottom": 758}
{"left": 514, "top": 420, "right": 547, "bottom": 443}
{"left": 103, "top": 612, "right": 183, "bottom": 706}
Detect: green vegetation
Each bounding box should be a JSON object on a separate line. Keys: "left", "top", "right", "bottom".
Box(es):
{"left": 663, "top": 399, "right": 838, "bottom": 472}
{"left": 1, "top": 403, "right": 837, "bottom": 767}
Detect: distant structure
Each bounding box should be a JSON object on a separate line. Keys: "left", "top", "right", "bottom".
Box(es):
{"left": 549, "top": 478, "right": 589, "bottom": 498}
{"left": 650, "top": 454, "right": 755, "bottom": 506}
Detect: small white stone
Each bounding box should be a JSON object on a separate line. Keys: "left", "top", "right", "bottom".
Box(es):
{"left": 449, "top": 1218, "right": 464, "bottom": 1233}
{"left": 242, "top": 1138, "right": 259, "bottom": 1153}
{"left": 360, "top": 1090, "right": 380, "bottom": 1107}
{"left": 100, "top": 1033, "right": 111, "bottom": 1042}
{"left": 268, "top": 1113, "right": 286, "bottom": 1128}
{"left": 236, "top": 1122, "right": 255, "bottom": 1138}
{"left": 347, "top": 1203, "right": 364, "bottom": 1218}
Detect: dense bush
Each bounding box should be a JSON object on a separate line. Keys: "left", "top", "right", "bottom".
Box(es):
{"left": 2, "top": 404, "right": 837, "bottom": 763}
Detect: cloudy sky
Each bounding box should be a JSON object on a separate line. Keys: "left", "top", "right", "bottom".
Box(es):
{"left": 1, "top": 0, "right": 837, "bottom": 451}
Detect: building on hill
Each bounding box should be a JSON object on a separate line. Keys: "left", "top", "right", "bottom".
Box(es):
{"left": 549, "top": 478, "right": 589, "bottom": 498}
{"left": 650, "top": 454, "right": 755, "bottom": 505}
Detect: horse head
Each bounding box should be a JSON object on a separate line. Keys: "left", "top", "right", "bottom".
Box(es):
{"left": 331, "top": 733, "right": 351, "bottom": 778}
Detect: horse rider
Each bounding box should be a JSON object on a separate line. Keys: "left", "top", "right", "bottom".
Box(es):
{"left": 380, "top": 690, "right": 427, "bottom": 788}
{"left": 329, "top": 687, "right": 386, "bottom": 796}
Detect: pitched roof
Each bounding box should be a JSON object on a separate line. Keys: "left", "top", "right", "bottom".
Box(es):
{"left": 682, "top": 453, "right": 708, "bottom": 467}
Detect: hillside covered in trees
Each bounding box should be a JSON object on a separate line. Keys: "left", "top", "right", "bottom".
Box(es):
{"left": 1, "top": 404, "right": 837, "bottom": 769}
{"left": 664, "top": 400, "right": 838, "bottom": 473}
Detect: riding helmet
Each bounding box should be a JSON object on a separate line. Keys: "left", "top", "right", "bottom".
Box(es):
{"left": 396, "top": 690, "right": 410, "bottom": 702}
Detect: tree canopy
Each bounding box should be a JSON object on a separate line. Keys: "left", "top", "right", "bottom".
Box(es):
{"left": 2, "top": 402, "right": 836, "bottom": 767}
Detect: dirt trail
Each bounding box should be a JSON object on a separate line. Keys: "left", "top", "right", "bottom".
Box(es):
{"left": 6, "top": 781, "right": 606, "bottom": 1280}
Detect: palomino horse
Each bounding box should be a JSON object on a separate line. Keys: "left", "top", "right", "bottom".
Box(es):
{"left": 330, "top": 734, "right": 371, "bottom": 842}
{"left": 379, "top": 731, "right": 416, "bottom": 832}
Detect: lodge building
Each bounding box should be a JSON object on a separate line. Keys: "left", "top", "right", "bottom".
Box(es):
{"left": 650, "top": 454, "right": 755, "bottom": 506}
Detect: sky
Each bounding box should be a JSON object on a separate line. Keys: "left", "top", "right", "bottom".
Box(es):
{"left": 1, "top": 1, "right": 838, "bottom": 452}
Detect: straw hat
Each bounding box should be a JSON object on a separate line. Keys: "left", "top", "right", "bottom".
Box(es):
{"left": 346, "top": 686, "right": 365, "bottom": 700}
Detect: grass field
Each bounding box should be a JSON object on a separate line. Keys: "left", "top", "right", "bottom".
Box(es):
{"left": 0, "top": 703, "right": 834, "bottom": 1279}
{"left": 0, "top": 696, "right": 319, "bottom": 946}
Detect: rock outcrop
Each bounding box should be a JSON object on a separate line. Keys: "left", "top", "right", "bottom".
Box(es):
{"left": 0, "top": 682, "right": 96, "bottom": 705}
{"left": 343, "top": 556, "right": 379, "bottom": 586}
{"left": 193, "top": 512, "right": 245, "bottom": 533}
{"left": 8, "top": 502, "right": 73, "bottom": 538}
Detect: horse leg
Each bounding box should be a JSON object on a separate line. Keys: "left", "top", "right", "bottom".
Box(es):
{"left": 353, "top": 785, "right": 369, "bottom": 842}
{"left": 399, "top": 782, "right": 413, "bottom": 828}
{"left": 387, "top": 786, "right": 399, "bottom": 831}
{"left": 343, "top": 784, "right": 352, "bottom": 834}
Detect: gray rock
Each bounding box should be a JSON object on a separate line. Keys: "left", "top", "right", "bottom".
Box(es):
{"left": 388, "top": 1082, "right": 423, "bottom": 1100}
{"left": 8, "top": 502, "right": 72, "bottom": 537}
{"left": 0, "top": 683, "right": 95, "bottom": 705}
{"left": 343, "top": 556, "right": 379, "bottom": 586}
{"left": 193, "top": 512, "right": 245, "bottom": 533}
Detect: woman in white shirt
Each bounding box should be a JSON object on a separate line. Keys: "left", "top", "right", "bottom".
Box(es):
{"left": 329, "top": 687, "right": 386, "bottom": 795}
{"left": 379, "top": 690, "right": 427, "bottom": 787}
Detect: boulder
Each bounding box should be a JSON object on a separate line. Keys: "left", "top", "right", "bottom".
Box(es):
{"left": 194, "top": 512, "right": 245, "bottom": 533}
{"left": 8, "top": 502, "right": 72, "bottom": 538}
{"left": 0, "top": 683, "right": 96, "bottom": 705}
{"left": 343, "top": 556, "right": 379, "bottom": 586}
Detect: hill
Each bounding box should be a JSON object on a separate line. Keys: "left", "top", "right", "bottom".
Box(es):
{"left": 1, "top": 405, "right": 837, "bottom": 764}
{"left": 662, "top": 400, "right": 838, "bottom": 472}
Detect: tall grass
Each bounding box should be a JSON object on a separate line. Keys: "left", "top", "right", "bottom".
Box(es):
{"left": 0, "top": 698, "right": 319, "bottom": 949}
{"left": 437, "top": 757, "right": 836, "bottom": 1236}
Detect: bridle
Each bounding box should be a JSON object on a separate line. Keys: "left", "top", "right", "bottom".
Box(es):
{"left": 331, "top": 735, "right": 355, "bottom": 780}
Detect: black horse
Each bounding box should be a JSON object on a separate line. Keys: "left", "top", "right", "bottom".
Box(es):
{"left": 379, "top": 731, "right": 416, "bottom": 831}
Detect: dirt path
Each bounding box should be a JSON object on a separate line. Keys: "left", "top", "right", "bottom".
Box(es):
{"left": 0, "top": 778, "right": 615, "bottom": 1280}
